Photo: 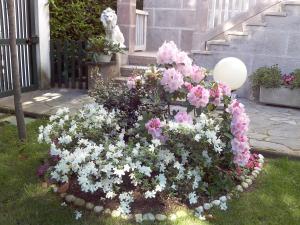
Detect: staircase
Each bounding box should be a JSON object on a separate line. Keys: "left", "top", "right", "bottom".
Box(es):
{"left": 192, "top": 1, "right": 300, "bottom": 98}
{"left": 114, "top": 51, "right": 157, "bottom": 83}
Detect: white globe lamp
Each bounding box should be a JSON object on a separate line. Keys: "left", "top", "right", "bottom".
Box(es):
{"left": 213, "top": 57, "right": 247, "bottom": 90}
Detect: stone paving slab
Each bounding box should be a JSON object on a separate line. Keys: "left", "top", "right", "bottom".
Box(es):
{"left": 0, "top": 89, "right": 93, "bottom": 117}
{"left": 0, "top": 90, "right": 299, "bottom": 158}
{"left": 240, "top": 99, "right": 300, "bottom": 158}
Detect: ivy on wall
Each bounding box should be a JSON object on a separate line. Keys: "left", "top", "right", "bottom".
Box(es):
{"left": 49, "top": 0, "right": 117, "bottom": 40}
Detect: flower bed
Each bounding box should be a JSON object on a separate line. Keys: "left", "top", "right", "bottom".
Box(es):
{"left": 38, "top": 41, "right": 264, "bottom": 222}
{"left": 251, "top": 65, "right": 300, "bottom": 108}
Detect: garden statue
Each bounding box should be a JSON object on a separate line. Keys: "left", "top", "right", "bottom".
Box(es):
{"left": 100, "top": 8, "right": 126, "bottom": 48}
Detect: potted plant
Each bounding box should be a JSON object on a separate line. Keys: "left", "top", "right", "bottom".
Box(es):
{"left": 251, "top": 65, "right": 300, "bottom": 108}
{"left": 87, "top": 36, "right": 124, "bottom": 63}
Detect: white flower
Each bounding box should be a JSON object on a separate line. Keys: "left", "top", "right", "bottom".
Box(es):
{"left": 58, "top": 134, "right": 72, "bottom": 145}
{"left": 188, "top": 192, "right": 198, "bottom": 205}
{"left": 145, "top": 190, "right": 156, "bottom": 199}
{"left": 74, "top": 210, "right": 82, "bottom": 220}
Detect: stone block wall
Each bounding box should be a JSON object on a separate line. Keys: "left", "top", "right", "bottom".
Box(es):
{"left": 193, "top": 10, "right": 300, "bottom": 99}
{"left": 143, "top": 0, "right": 197, "bottom": 51}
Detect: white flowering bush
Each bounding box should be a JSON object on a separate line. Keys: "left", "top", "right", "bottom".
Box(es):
{"left": 38, "top": 42, "right": 262, "bottom": 219}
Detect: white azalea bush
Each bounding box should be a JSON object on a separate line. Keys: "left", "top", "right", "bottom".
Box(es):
{"left": 38, "top": 41, "right": 263, "bottom": 220}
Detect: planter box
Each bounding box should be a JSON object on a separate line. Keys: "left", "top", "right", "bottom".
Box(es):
{"left": 260, "top": 87, "right": 300, "bottom": 109}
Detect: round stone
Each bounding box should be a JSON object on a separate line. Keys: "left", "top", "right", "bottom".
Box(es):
{"left": 74, "top": 198, "right": 85, "bottom": 207}
{"left": 258, "top": 158, "right": 264, "bottom": 163}
{"left": 239, "top": 176, "right": 245, "bottom": 181}
{"left": 143, "top": 213, "right": 155, "bottom": 221}
{"left": 241, "top": 182, "right": 249, "bottom": 189}
{"left": 94, "top": 206, "right": 104, "bottom": 213}
{"left": 245, "top": 178, "right": 253, "bottom": 185}
{"left": 212, "top": 200, "right": 221, "bottom": 206}
{"left": 176, "top": 210, "right": 187, "bottom": 218}
{"left": 169, "top": 214, "right": 177, "bottom": 221}
{"left": 254, "top": 167, "right": 261, "bottom": 172}
{"left": 203, "top": 203, "right": 212, "bottom": 210}
{"left": 155, "top": 214, "right": 167, "bottom": 221}
{"left": 86, "top": 202, "right": 94, "bottom": 210}
{"left": 111, "top": 210, "right": 121, "bottom": 218}
{"left": 121, "top": 214, "right": 132, "bottom": 220}
{"left": 135, "top": 214, "right": 143, "bottom": 223}
{"left": 236, "top": 185, "right": 243, "bottom": 192}
{"left": 219, "top": 196, "right": 227, "bottom": 202}
{"left": 65, "top": 194, "right": 75, "bottom": 203}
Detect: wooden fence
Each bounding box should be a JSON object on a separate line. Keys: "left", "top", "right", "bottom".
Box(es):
{"left": 50, "top": 40, "right": 88, "bottom": 89}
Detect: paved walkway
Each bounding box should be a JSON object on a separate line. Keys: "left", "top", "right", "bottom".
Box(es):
{"left": 0, "top": 89, "right": 299, "bottom": 158}
{"left": 0, "top": 89, "right": 93, "bottom": 117}
{"left": 240, "top": 99, "right": 300, "bottom": 158}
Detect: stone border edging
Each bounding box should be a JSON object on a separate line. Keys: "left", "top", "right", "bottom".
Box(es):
{"left": 48, "top": 155, "right": 265, "bottom": 223}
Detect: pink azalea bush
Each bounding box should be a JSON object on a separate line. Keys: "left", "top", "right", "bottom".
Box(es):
{"left": 160, "top": 68, "right": 184, "bottom": 93}
{"left": 145, "top": 118, "right": 163, "bottom": 139}
{"left": 174, "top": 111, "right": 193, "bottom": 124}
{"left": 227, "top": 99, "right": 251, "bottom": 166}
{"left": 187, "top": 85, "right": 210, "bottom": 108}
{"left": 190, "top": 65, "right": 206, "bottom": 83}
{"left": 157, "top": 41, "right": 178, "bottom": 65}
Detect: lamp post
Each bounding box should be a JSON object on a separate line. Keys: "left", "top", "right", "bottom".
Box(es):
{"left": 213, "top": 57, "right": 247, "bottom": 92}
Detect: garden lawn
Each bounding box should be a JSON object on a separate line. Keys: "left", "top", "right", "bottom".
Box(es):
{"left": 0, "top": 119, "right": 299, "bottom": 225}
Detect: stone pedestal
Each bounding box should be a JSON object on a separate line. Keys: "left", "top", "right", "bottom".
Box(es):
{"left": 87, "top": 53, "right": 128, "bottom": 89}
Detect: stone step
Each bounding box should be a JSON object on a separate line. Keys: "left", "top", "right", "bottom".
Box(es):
{"left": 283, "top": 0, "right": 300, "bottom": 5}
{"left": 191, "top": 50, "right": 213, "bottom": 55}
{"left": 263, "top": 11, "right": 287, "bottom": 17}
{"left": 120, "top": 65, "right": 149, "bottom": 77}
{"left": 244, "top": 21, "right": 267, "bottom": 27}
{"left": 113, "top": 76, "right": 128, "bottom": 84}
{"left": 206, "top": 39, "right": 230, "bottom": 46}
{"left": 225, "top": 31, "right": 249, "bottom": 36}
{"left": 128, "top": 52, "right": 157, "bottom": 66}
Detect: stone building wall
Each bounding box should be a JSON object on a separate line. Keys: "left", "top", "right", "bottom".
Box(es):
{"left": 143, "top": 0, "right": 197, "bottom": 51}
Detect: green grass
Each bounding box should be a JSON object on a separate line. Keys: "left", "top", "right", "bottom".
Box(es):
{"left": 0, "top": 120, "right": 299, "bottom": 225}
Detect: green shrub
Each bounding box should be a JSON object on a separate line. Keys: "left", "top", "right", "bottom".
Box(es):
{"left": 49, "top": 0, "right": 117, "bottom": 40}
{"left": 292, "top": 69, "right": 300, "bottom": 88}
{"left": 251, "top": 65, "right": 282, "bottom": 90}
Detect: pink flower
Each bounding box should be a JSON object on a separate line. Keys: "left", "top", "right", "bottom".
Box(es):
{"left": 176, "top": 64, "right": 193, "bottom": 77}
{"left": 127, "top": 76, "right": 142, "bottom": 90}
{"left": 227, "top": 99, "right": 251, "bottom": 167}
{"left": 157, "top": 41, "right": 179, "bottom": 65}
{"left": 219, "top": 82, "right": 231, "bottom": 96}
{"left": 145, "top": 118, "right": 163, "bottom": 139}
{"left": 209, "top": 85, "right": 222, "bottom": 106}
{"left": 127, "top": 76, "right": 136, "bottom": 90}
{"left": 190, "top": 66, "right": 206, "bottom": 83}
{"left": 231, "top": 114, "right": 249, "bottom": 137}
{"left": 160, "top": 68, "right": 184, "bottom": 93}
{"left": 184, "top": 82, "right": 193, "bottom": 91}
{"left": 174, "top": 111, "right": 193, "bottom": 124}
{"left": 175, "top": 51, "right": 192, "bottom": 66}
{"left": 187, "top": 85, "right": 210, "bottom": 108}
{"left": 234, "top": 150, "right": 251, "bottom": 167}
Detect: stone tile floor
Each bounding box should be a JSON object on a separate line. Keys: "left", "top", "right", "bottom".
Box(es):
{"left": 0, "top": 89, "right": 299, "bottom": 158}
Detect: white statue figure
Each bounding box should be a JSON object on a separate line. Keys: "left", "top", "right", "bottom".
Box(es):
{"left": 100, "top": 8, "right": 126, "bottom": 48}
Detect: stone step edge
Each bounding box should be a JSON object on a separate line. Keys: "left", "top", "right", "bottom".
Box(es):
{"left": 252, "top": 147, "right": 300, "bottom": 160}
{"left": 263, "top": 11, "right": 287, "bottom": 17}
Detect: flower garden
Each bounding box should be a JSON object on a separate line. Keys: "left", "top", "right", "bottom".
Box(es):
{"left": 36, "top": 42, "right": 266, "bottom": 222}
